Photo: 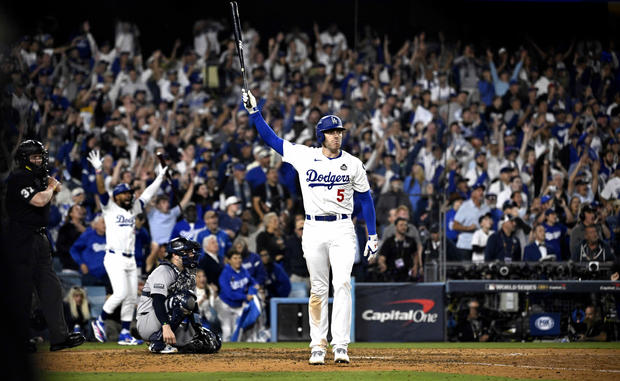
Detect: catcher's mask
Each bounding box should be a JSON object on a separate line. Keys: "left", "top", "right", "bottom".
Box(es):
{"left": 166, "top": 237, "right": 200, "bottom": 269}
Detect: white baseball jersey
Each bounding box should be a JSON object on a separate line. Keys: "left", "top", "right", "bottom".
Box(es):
{"left": 282, "top": 141, "right": 369, "bottom": 215}
{"left": 101, "top": 196, "right": 146, "bottom": 254}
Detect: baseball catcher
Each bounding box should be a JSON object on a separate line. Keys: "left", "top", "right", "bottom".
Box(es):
{"left": 136, "top": 237, "right": 221, "bottom": 354}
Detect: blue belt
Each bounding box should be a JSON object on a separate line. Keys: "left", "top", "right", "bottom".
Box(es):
{"left": 306, "top": 214, "right": 349, "bottom": 222}
{"left": 109, "top": 249, "right": 134, "bottom": 258}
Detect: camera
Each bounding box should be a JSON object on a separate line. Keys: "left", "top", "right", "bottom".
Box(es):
{"left": 499, "top": 265, "right": 510, "bottom": 277}
{"left": 588, "top": 261, "right": 599, "bottom": 272}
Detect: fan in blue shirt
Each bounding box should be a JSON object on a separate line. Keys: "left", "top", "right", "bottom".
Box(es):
{"left": 70, "top": 216, "right": 108, "bottom": 287}
{"left": 196, "top": 210, "right": 232, "bottom": 262}
{"left": 169, "top": 203, "right": 206, "bottom": 242}
{"left": 543, "top": 209, "right": 568, "bottom": 260}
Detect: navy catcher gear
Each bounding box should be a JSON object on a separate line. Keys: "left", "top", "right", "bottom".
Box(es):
{"left": 179, "top": 326, "right": 222, "bottom": 354}
{"left": 16, "top": 139, "right": 49, "bottom": 178}
{"left": 166, "top": 290, "right": 197, "bottom": 321}
{"left": 316, "top": 115, "right": 345, "bottom": 145}
{"left": 166, "top": 237, "right": 200, "bottom": 269}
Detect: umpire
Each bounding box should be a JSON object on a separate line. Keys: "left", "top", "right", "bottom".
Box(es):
{"left": 4, "top": 140, "right": 85, "bottom": 352}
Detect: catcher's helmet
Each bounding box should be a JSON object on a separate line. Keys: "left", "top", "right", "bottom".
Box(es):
{"left": 16, "top": 139, "right": 49, "bottom": 177}
{"left": 315, "top": 115, "right": 345, "bottom": 145}
{"left": 166, "top": 237, "right": 200, "bottom": 268}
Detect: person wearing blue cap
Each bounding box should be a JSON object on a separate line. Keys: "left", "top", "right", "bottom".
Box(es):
{"left": 542, "top": 208, "right": 568, "bottom": 260}
{"left": 87, "top": 150, "right": 170, "bottom": 345}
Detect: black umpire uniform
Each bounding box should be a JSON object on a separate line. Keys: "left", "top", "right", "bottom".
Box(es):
{"left": 4, "top": 140, "right": 84, "bottom": 352}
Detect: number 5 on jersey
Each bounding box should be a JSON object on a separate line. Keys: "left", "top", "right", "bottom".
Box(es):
{"left": 336, "top": 189, "right": 344, "bottom": 202}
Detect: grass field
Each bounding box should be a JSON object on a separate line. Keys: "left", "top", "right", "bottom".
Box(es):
{"left": 38, "top": 341, "right": 620, "bottom": 381}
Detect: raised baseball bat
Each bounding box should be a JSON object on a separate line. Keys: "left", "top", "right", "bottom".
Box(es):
{"left": 156, "top": 152, "right": 181, "bottom": 208}
{"left": 230, "top": 1, "right": 249, "bottom": 91}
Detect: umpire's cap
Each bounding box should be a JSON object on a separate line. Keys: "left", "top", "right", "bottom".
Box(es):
{"left": 316, "top": 115, "right": 345, "bottom": 145}
{"left": 113, "top": 183, "right": 133, "bottom": 197}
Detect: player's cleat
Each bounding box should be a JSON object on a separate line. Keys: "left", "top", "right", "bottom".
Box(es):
{"left": 308, "top": 349, "right": 326, "bottom": 365}
{"left": 334, "top": 347, "right": 350, "bottom": 364}
{"left": 91, "top": 319, "right": 107, "bottom": 343}
{"left": 50, "top": 332, "right": 85, "bottom": 352}
{"left": 149, "top": 341, "right": 178, "bottom": 354}
{"left": 118, "top": 333, "right": 144, "bottom": 346}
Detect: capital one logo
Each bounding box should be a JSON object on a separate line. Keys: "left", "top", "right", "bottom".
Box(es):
{"left": 362, "top": 298, "right": 438, "bottom": 327}
{"left": 534, "top": 316, "right": 555, "bottom": 331}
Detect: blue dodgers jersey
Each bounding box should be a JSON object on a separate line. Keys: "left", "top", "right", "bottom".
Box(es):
{"left": 218, "top": 264, "right": 256, "bottom": 308}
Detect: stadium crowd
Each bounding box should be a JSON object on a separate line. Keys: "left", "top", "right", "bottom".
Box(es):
{"left": 1, "top": 19, "right": 620, "bottom": 341}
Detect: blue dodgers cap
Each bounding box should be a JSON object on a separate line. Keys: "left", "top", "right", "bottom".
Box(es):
{"left": 233, "top": 163, "right": 246, "bottom": 171}
{"left": 315, "top": 115, "right": 345, "bottom": 144}
{"left": 113, "top": 183, "right": 133, "bottom": 196}
{"left": 541, "top": 195, "right": 552, "bottom": 204}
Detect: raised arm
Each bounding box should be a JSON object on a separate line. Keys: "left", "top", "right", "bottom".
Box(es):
{"left": 87, "top": 150, "right": 107, "bottom": 196}
{"left": 178, "top": 178, "right": 195, "bottom": 209}
{"left": 510, "top": 51, "right": 526, "bottom": 82}
{"left": 567, "top": 154, "right": 587, "bottom": 196}
{"left": 139, "top": 164, "right": 169, "bottom": 205}
{"left": 243, "top": 89, "right": 284, "bottom": 155}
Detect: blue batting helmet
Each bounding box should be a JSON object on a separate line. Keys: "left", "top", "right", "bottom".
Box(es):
{"left": 112, "top": 183, "right": 133, "bottom": 197}
{"left": 316, "top": 115, "right": 345, "bottom": 145}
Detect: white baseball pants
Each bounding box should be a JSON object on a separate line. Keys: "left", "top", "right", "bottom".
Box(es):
{"left": 302, "top": 218, "right": 356, "bottom": 350}
{"left": 102, "top": 251, "right": 138, "bottom": 322}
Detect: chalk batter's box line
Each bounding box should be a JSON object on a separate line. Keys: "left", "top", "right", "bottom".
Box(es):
{"left": 458, "top": 361, "right": 620, "bottom": 374}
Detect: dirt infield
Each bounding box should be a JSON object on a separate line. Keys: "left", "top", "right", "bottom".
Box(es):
{"left": 37, "top": 347, "right": 620, "bottom": 380}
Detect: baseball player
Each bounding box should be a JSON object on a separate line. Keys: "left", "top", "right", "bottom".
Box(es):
{"left": 242, "top": 90, "right": 378, "bottom": 364}
{"left": 87, "top": 150, "right": 168, "bottom": 345}
{"left": 137, "top": 237, "right": 221, "bottom": 354}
